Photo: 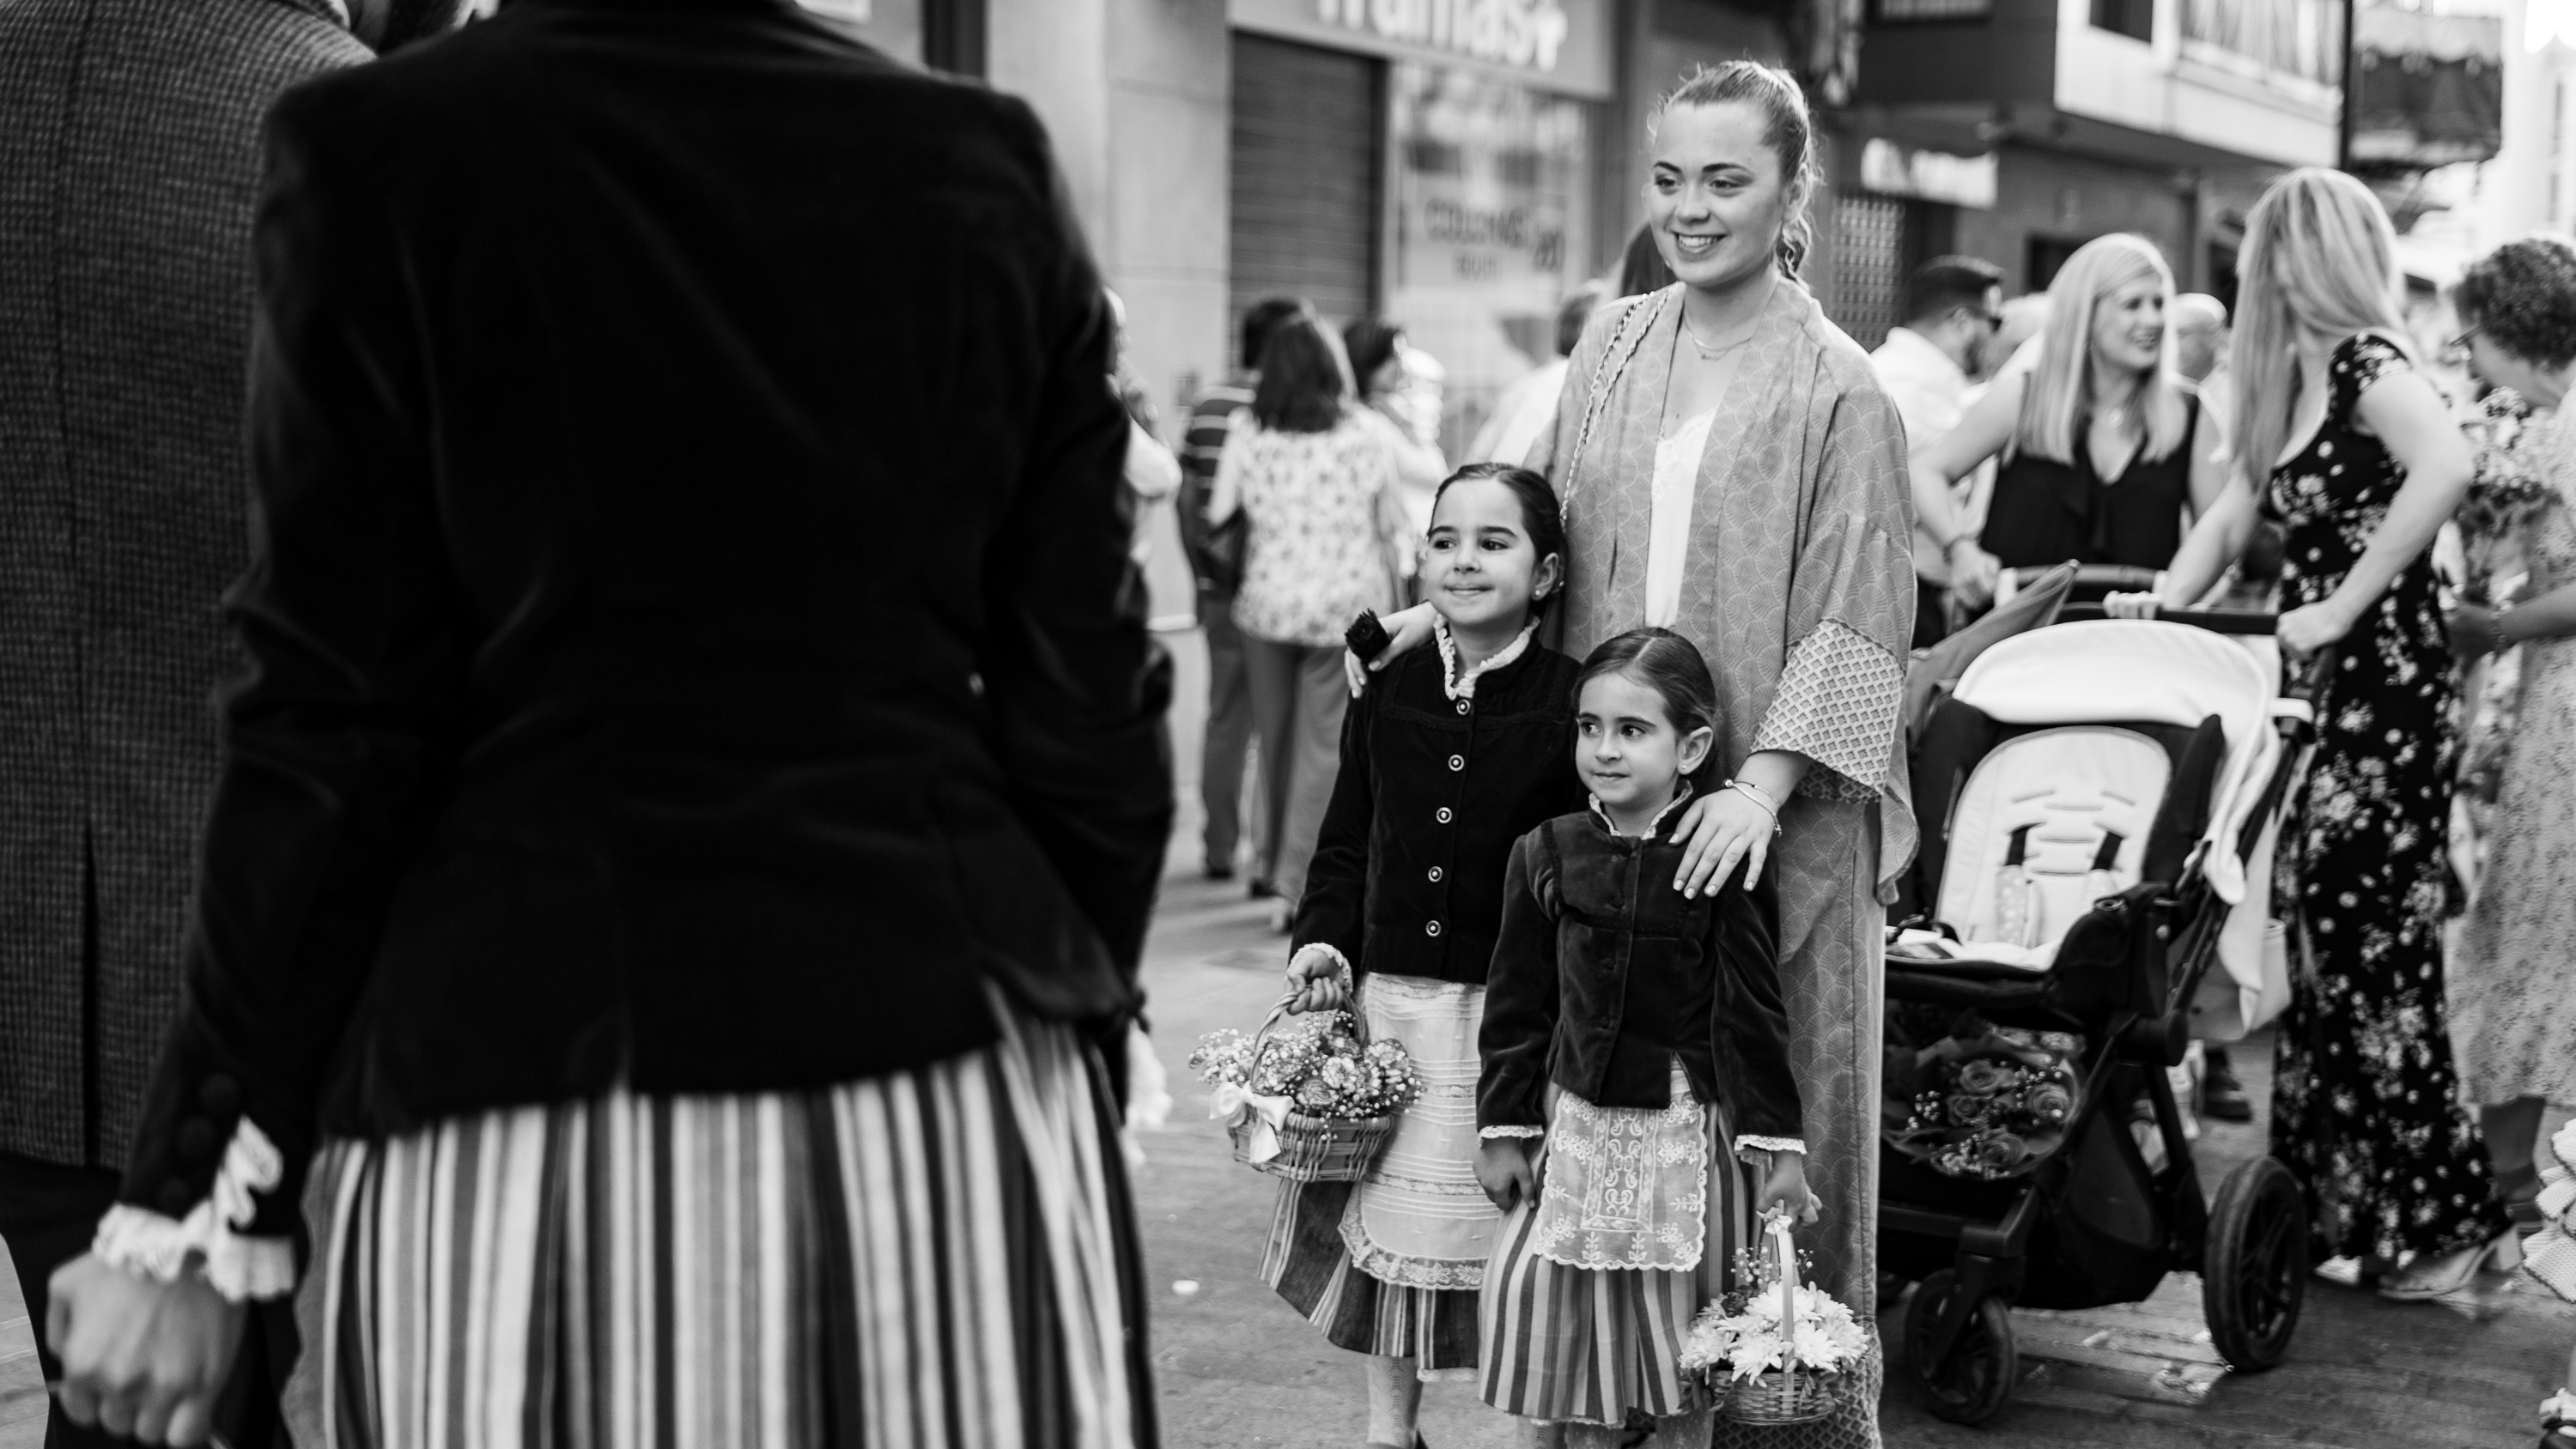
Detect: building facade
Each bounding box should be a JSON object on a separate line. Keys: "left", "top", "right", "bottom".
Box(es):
{"left": 1834, "top": 0, "right": 2342, "bottom": 338}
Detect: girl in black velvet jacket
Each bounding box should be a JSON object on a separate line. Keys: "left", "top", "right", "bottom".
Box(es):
{"left": 1261, "top": 464, "right": 1585, "bottom": 1445}
{"left": 1473, "top": 628, "right": 1809, "bottom": 1437}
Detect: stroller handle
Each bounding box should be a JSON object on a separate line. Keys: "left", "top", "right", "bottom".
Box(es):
{"left": 2052, "top": 603, "right": 2276, "bottom": 635}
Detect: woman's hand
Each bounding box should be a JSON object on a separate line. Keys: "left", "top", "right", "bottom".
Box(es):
{"left": 1671, "top": 787, "right": 1775, "bottom": 899}
{"left": 1282, "top": 945, "right": 1347, "bottom": 1015}
{"left": 1752, "top": 1151, "right": 1820, "bottom": 1224}
{"left": 2277, "top": 598, "right": 2357, "bottom": 658}
{"left": 46, "top": 1253, "right": 246, "bottom": 1447}
{"left": 1342, "top": 603, "right": 1437, "bottom": 697}
{"left": 1947, "top": 541, "right": 2002, "bottom": 612}
{"left": 2446, "top": 602, "right": 2502, "bottom": 663}
{"left": 1476, "top": 1136, "right": 1538, "bottom": 1214}
{"left": 2102, "top": 591, "right": 2162, "bottom": 621}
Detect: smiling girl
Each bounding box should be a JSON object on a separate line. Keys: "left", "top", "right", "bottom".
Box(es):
{"left": 1911, "top": 233, "right": 2228, "bottom": 609}
{"left": 1262, "top": 464, "right": 1586, "bottom": 1449}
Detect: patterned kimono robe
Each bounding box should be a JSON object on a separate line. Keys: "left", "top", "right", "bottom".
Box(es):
{"left": 1528, "top": 279, "right": 1915, "bottom": 1449}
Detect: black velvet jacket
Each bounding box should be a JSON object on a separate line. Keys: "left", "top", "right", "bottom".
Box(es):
{"left": 1477, "top": 803, "right": 1803, "bottom": 1143}
{"left": 1291, "top": 633, "right": 1585, "bottom": 985}
{"left": 119, "top": 0, "right": 1171, "bottom": 1232}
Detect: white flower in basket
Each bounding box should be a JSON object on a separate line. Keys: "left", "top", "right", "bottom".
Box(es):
{"left": 1679, "top": 1209, "right": 1868, "bottom": 1426}
{"left": 1188, "top": 984, "right": 1422, "bottom": 1183}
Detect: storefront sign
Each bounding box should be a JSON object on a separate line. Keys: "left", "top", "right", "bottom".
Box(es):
{"left": 1860, "top": 139, "right": 1998, "bottom": 209}
{"left": 1230, "top": 0, "right": 1614, "bottom": 99}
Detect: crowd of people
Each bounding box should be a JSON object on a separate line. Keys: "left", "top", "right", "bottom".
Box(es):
{"left": 9, "top": 0, "right": 2576, "bottom": 1443}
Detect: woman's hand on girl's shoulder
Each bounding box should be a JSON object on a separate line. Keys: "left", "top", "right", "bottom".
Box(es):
{"left": 1341, "top": 603, "right": 1438, "bottom": 696}
{"left": 1672, "top": 788, "right": 1775, "bottom": 899}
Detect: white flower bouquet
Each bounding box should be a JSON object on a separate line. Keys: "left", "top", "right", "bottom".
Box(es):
{"left": 1680, "top": 1210, "right": 1868, "bottom": 1425}
{"left": 1190, "top": 997, "right": 1419, "bottom": 1183}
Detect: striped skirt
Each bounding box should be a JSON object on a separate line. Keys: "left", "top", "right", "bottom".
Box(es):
{"left": 1258, "top": 974, "right": 1492, "bottom": 1374}
{"left": 289, "top": 1000, "right": 1153, "bottom": 1449}
{"left": 1478, "top": 1107, "right": 1753, "bottom": 1428}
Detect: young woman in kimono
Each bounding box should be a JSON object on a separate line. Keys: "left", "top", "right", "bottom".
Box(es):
{"left": 1354, "top": 60, "right": 1915, "bottom": 1449}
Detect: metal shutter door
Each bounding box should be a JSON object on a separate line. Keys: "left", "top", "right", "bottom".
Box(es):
{"left": 1229, "top": 33, "right": 1382, "bottom": 327}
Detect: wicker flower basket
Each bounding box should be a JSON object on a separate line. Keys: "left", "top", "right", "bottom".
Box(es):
{"left": 1719, "top": 1214, "right": 1855, "bottom": 1427}
{"left": 1224, "top": 991, "right": 1400, "bottom": 1185}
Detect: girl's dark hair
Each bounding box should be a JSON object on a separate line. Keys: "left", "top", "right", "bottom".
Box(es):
{"left": 1574, "top": 627, "right": 1723, "bottom": 784}
{"left": 1654, "top": 61, "right": 1822, "bottom": 278}
{"left": 1343, "top": 318, "right": 1405, "bottom": 397}
{"left": 1250, "top": 312, "right": 1349, "bottom": 433}
{"left": 1619, "top": 222, "right": 1676, "bottom": 298}
{"left": 2455, "top": 237, "right": 2576, "bottom": 371}
{"left": 1431, "top": 463, "right": 1571, "bottom": 618}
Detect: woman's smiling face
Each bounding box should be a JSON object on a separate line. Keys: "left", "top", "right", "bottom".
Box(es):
{"left": 1645, "top": 100, "right": 1789, "bottom": 295}
{"left": 2091, "top": 273, "right": 2167, "bottom": 378}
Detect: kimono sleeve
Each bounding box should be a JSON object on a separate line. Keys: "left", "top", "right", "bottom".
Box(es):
{"left": 1751, "top": 377, "right": 1915, "bottom": 800}
{"left": 1476, "top": 828, "right": 1561, "bottom": 1135}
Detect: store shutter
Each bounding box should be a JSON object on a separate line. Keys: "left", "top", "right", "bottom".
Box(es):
{"left": 1230, "top": 33, "right": 1382, "bottom": 330}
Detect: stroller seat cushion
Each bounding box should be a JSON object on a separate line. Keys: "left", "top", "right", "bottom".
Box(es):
{"left": 1938, "top": 726, "right": 2170, "bottom": 951}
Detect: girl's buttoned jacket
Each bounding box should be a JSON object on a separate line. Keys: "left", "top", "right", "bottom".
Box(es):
{"left": 1291, "top": 637, "right": 1585, "bottom": 986}
{"left": 1476, "top": 806, "right": 1803, "bottom": 1143}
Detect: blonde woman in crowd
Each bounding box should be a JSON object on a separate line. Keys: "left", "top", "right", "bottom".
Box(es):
{"left": 1913, "top": 233, "right": 2227, "bottom": 613}
{"left": 2111, "top": 167, "right": 2513, "bottom": 1300}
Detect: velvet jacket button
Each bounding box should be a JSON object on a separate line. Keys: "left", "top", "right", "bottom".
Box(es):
{"left": 1425, "top": 920, "right": 1442, "bottom": 937}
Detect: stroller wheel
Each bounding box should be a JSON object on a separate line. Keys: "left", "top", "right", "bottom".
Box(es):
{"left": 2202, "top": 1155, "right": 2309, "bottom": 1370}
{"left": 1904, "top": 1269, "right": 2019, "bottom": 1425}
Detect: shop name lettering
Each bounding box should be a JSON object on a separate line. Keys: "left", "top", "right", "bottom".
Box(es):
{"left": 1315, "top": 0, "right": 1573, "bottom": 72}
{"left": 1423, "top": 199, "right": 1564, "bottom": 272}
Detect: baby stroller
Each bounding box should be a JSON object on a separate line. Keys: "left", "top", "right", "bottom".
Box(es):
{"left": 1878, "top": 609, "right": 2316, "bottom": 1425}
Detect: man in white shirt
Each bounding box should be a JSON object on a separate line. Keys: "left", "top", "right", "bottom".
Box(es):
{"left": 1871, "top": 255, "right": 2006, "bottom": 646}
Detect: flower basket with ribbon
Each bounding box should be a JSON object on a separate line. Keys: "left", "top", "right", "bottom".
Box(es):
{"left": 1680, "top": 1208, "right": 1868, "bottom": 1427}
{"left": 1188, "top": 981, "right": 1419, "bottom": 1184}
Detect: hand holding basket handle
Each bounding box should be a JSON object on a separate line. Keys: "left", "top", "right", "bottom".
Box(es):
{"left": 1284, "top": 945, "right": 1347, "bottom": 1015}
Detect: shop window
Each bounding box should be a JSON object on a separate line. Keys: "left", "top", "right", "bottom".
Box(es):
{"left": 2091, "top": 0, "right": 2155, "bottom": 43}
{"left": 1383, "top": 62, "right": 1598, "bottom": 458}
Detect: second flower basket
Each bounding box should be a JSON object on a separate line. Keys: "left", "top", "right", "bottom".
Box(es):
{"left": 1189, "top": 979, "right": 1419, "bottom": 1184}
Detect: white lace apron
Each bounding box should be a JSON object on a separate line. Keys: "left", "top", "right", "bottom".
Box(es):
{"left": 1531, "top": 1059, "right": 1713, "bottom": 1272}
{"left": 1338, "top": 973, "right": 1498, "bottom": 1290}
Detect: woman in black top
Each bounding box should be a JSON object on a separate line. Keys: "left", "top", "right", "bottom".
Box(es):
{"left": 1913, "top": 233, "right": 2228, "bottom": 608}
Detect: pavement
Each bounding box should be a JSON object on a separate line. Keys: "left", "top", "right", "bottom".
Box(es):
{"left": 8, "top": 619, "right": 2574, "bottom": 1448}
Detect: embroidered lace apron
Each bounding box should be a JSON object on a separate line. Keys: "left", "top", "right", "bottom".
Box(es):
{"left": 1531, "top": 1059, "right": 1711, "bottom": 1271}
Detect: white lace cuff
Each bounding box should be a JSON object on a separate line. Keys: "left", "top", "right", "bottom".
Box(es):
{"left": 1735, "top": 1136, "right": 1807, "bottom": 1155}
{"left": 92, "top": 1117, "right": 296, "bottom": 1302}
{"left": 1753, "top": 619, "right": 1903, "bottom": 796}
{"left": 1480, "top": 1125, "right": 1546, "bottom": 1139}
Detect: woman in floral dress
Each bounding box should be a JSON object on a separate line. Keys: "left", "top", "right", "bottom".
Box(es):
{"left": 2118, "top": 168, "right": 2512, "bottom": 1297}
{"left": 2445, "top": 238, "right": 2576, "bottom": 1228}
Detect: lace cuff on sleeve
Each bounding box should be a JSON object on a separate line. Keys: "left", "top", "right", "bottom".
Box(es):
{"left": 1735, "top": 1136, "right": 1807, "bottom": 1155}
{"left": 1480, "top": 1125, "right": 1546, "bottom": 1140}
{"left": 1753, "top": 619, "right": 1903, "bottom": 800}
{"left": 92, "top": 1118, "right": 296, "bottom": 1302}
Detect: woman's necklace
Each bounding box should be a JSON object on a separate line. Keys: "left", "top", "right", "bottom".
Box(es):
{"left": 1681, "top": 318, "right": 1756, "bottom": 359}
